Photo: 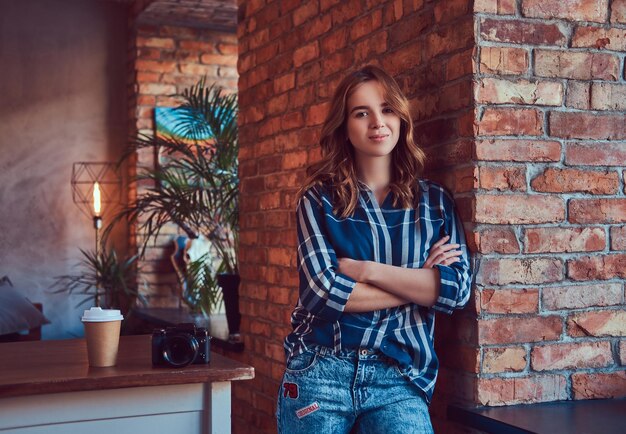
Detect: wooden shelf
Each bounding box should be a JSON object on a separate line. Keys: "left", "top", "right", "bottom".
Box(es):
{"left": 0, "top": 335, "right": 254, "bottom": 399}
{"left": 448, "top": 398, "right": 626, "bottom": 434}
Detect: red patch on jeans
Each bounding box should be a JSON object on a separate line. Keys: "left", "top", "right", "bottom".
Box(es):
{"left": 283, "top": 382, "right": 298, "bottom": 399}
{"left": 296, "top": 402, "right": 320, "bottom": 419}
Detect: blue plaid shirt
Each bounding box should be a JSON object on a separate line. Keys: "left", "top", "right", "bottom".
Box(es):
{"left": 284, "top": 179, "right": 472, "bottom": 404}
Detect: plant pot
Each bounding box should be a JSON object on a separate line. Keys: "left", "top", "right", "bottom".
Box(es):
{"left": 217, "top": 273, "right": 241, "bottom": 336}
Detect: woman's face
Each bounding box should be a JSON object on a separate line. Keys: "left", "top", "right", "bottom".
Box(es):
{"left": 345, "top": 81, "right": 401, "bottom": 160}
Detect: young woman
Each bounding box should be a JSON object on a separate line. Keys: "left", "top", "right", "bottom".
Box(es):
{"left": 277, "top": 65, "right": 472, "bottom": 433}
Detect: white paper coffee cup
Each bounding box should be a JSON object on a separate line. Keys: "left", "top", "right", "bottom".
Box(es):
{"left": 82, "top": 307, "right": 124, "bottom": 367}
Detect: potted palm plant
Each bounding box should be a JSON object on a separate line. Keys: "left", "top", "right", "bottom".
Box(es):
{"left": 107, "top": 79, "right": 240, "bottom": 338}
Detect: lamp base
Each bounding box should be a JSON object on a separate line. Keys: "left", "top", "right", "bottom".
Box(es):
{"left": 93, "top": 216, "right": 102, "bottom": 229}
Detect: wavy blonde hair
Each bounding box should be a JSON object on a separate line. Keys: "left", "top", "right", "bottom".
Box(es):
{"left": 298, "top": 65, "right": 426, "bottom": 218}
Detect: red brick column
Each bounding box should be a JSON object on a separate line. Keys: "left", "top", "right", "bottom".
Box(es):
{"left": 472, "top": 0, "right": 626, "bottom": 408}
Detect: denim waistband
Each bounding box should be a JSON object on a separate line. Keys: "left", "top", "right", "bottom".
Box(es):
{"left": 305, "top": 344, "right": 394, "bottom": 362}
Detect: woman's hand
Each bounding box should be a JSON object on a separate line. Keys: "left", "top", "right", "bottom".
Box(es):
{"left": 337, "top": 258, "right": 370, "bottom": 283}
{"left": 423, "top": 235, "right": 462, "bottom": 268}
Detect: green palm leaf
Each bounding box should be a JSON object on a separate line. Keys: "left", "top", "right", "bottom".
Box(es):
{"left": 104, "top": 78, "right": 239, "bottom": 314}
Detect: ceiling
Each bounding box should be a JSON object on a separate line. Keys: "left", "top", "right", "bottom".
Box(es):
{"left": 106, "top": 0, "right": 238, "bottom": 31}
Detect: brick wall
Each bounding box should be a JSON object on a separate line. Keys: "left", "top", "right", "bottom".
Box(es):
{"left": 236, "top": 0, "right": 476, "bottom": 432}
{"left": 127, "top": 3, "right": 238, "bottom": 306}
{"left": 408, "top": 1, "right": 478, "bottom": 431}
{"left": 472, "top": 0, "right": 626, "bottom": 409}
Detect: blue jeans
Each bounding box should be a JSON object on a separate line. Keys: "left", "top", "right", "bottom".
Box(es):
{"left": 276, "top": 346, "right": 434, "bottom": 434}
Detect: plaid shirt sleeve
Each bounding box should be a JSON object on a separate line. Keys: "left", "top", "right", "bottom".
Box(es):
{"left": 432, "top": 189, "right": 472, "bottom": 315}
{"left": 296, "top": 188, "right": 357, "bottom": 322}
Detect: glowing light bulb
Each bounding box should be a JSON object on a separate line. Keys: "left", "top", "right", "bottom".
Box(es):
{"left": 93, "top": 182, "right": 101, "bottom": 216}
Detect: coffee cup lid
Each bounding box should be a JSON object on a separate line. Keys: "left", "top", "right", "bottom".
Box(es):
{"left": 81, "top": 307, "right": 124, "bottom": 322}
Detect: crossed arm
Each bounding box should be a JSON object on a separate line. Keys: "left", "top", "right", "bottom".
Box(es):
{"left": 296, "top": 189, "right": 471, "bottom": 320}
{"left": 341, "top": 236, "right": 462, "bottom": 312}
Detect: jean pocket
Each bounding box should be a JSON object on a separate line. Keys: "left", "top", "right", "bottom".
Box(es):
{"left": 285, "top": 350, "right": 318, "bottom": 375}
{"left": 392, "top": 362, "right": 406, "bottom": 378}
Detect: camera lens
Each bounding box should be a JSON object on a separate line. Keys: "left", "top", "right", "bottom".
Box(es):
{"left": 162, "top": 334, "right": 199, "bottom": 367}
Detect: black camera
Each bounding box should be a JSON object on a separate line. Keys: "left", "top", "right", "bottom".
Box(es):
{"left": 152, "top": 323, "right": 211, "bottom": 367}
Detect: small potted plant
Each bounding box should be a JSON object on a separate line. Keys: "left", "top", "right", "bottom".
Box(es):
{"left": 51, "top": 247, "right": 147, "bottom": 331}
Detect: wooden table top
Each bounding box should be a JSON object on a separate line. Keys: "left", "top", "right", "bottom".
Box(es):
{"left": 0, "top": 334, "right": 254, "bottom": 399}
